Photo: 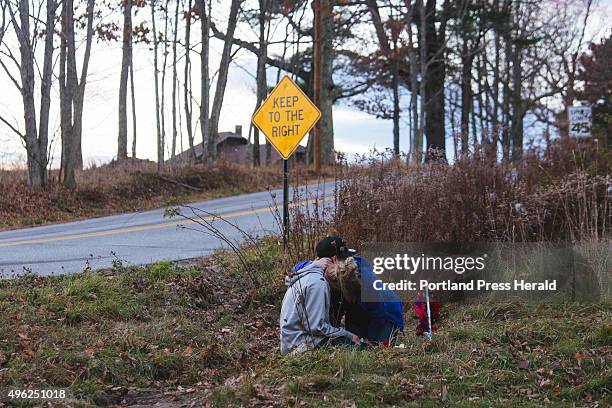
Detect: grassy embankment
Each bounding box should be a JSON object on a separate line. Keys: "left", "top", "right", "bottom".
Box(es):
{"left": 0, "top": 160, "right": 332, "bottom": 230}
{"left": 0, "top": 238, "right": 609, "bottom": 407}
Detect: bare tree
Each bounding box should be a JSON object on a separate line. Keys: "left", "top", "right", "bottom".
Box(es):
{"left": 199, "top": 0, "right": 210, "bottom": 161}
{"left": 130, "top": 28, "right": 137, "bottom": 158}
{"left": 406, "top": 3, "right": 420, "bottom": 163}
{"left": 313, "top": 0, "right": 334, "bottom": 166}
{"left": 1, "top": 0, "right": 57, "bottom": 189}
{"left": 364, "top": 0, "right": 402, "bottom": 157}
{"left": 416, "top": 0, "right": 426, "bottom": 163}
{"left": 38, "top": 0, "right": 56, "bottom": 179}
{"left": 56, "top": 0, "right": 95, "bottom": 188}
{"left": 252, "top": 0, "right": 270, "bottom": 166}
{"left": 160, "top": 0, "right": 170, "bottom": 163}
{"left": 69, "top": 0, "right": 95, "bottom": 173}
{"left": 151, "top": 0, "right": 163, "bottom": 170}
{"left": 171, "top": 0, "right": 179, "bottom": 158}
{"left": 59, "top": 0, "right": 77, "bottom": 188}
{"left": 118, "top": 0, "right": 133, "bottom": 161}
{"left": 184, "top": 0, "right": 195, "bottom": 161}
{"left": 206, "top": 0, "right": 243, "bottom": 162}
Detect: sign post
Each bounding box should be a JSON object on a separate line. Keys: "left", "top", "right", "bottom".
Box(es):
{"left": 252, "top": 76, "right": 322, "bottom": 248}
{"left": 568, "top": 106, "right": 592, "bottom": 138}
{"left": 283, "top": 159, "right": 289, "bottom": 248}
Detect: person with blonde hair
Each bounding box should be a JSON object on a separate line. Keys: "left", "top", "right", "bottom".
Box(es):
{"left": 325, "top": 257, "right": 361, "bottom": 305}
{"left": 291, "top": 237, "right": 404, "bottom": 347}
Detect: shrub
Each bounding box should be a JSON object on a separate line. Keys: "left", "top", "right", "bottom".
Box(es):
{"left": 330, "top": 141, "right": 609, "bottom": 245}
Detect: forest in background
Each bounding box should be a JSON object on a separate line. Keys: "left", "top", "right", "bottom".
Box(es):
{"left": 0, "top": 0, "right": 610, "bottom": 191}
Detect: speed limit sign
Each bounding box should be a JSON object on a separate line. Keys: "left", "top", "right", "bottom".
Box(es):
{"left": 568, "top": 106, "right": 592, "bottom": 138}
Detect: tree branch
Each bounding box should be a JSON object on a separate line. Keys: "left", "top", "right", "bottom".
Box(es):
{"left": 0, "top": 53, "right": 22, "bottom": 91}
{"left": 0, "top": 114, "right": 24, "bottom": 139}
{"left": 283, "top": 10, "right": 313, "bottom": 37}
{"left": 209, "top": 21, "right": 310, "bottom": 81}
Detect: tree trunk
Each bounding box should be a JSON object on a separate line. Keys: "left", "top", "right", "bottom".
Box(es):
{"left": 406, "top": 7, "right": 419, "bottom": 164}
{"left": 37, "top": 0, "right": 56, "bottom": 187}
{"left": 368, "top": 0, "right": 400, "bottom": 157}
{"left": 501, "top": 27, "right": 511, "bottom": 160}
{"left": 476, "top": 49, "right": 486, "bottom": 148}
{"left": 392, "top": 43, "right": 400, "bottom": 156}
{"left": 151, "top": 0, "right": 163, "bottom": 171}
{"left": 118, "top": 0, "right": 132, "bottom": 161}
{"left": 73, "top": 0, "right": 95, "bottom": 171}
{"left": 207, "top": 0, "right": 242, "bottom": 162}
{"left": 319, "top": 0, "right": 334, "bottom": 164}
{"left": 471, "top": 89, "right": 478, "bottom": 148}
{"left": 199, "top": 0, "right": 210, "bottom": 161}
{"left": 253, "top": 0, "right": 269, "bottom": 167}
{"left": 59, "top": 0, "right": 79, "bottom": 189}
{"left": 184, "top": 0, "right": 195, "bottom": 161}
{"left": 59, "top": 0, "right": 94, "bottom": 182}
{"left": 59, "top": 5, "right": 68, "bottom": 181}
{"left": 423, "top": 0, "right": 447, "bottom": 161}
{"left": 508, "top": 0, "right": 524, "bottom": 161}
{"left": 130, "top": 33, "right": 137, "bottom": 158}
{"left": 415, "top": 0, "right": 426, "bottom": 164}
{"left": 450, "top": 88, "right": 459, "bottom": 158}
{"left": 160, "top": 0, "right": 170, "bottom": 165}
{"left": 11, "top": 0, "right": 48, "bottom": 189}
{"left": 510, "top": 41, "right": 523, "bottom": 160}
{"left": 171, "top": 0, "right": 179, "bottom": 159}
{"left": 460, "top": 36, "right": 473, "bottom": 155}
{"left": 491, "top": 18, "right": 501, "bottom": 158}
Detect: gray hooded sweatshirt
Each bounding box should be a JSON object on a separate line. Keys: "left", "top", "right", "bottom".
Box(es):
{"left": 279, "top": 262, "right": 355, "bottom": 354}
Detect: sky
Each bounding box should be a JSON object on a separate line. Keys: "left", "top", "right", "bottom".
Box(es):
{"left": 0, "top": 0, "right": 609, "bottom": 168}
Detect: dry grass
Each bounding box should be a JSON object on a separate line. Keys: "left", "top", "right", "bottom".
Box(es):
{"left": 329, "top": 139, "right": 610, "bottom": 245}
{"left": 0, "top": 159, "right": 333, "bottom": 230}
{"left": 279, "top": 140, "right": 611, "bottom": 302}
{"left": 281, "top": 139, "right": 610, "bottom": 267}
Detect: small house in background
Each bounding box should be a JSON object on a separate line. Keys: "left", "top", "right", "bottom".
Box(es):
{"left": 168, "top": 125, "right": 306, "bottom": 166}
{"left": 169, "top": 125, "right": 247, "bottom": 164}
{"left": 217, "top": 125, "right": 248, "bottom": 162}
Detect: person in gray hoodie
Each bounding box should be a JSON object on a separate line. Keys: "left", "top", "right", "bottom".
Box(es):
{"left": 280, "top": 257, "right": 360, "bottom": 354}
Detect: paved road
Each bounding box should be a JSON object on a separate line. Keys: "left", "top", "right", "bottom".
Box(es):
{"left": 0, "top": 181, "right": 336, "bottom": 278}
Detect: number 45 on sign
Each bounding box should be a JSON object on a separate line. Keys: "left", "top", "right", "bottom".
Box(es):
{"left": 568, "top": 106, "right": 592, "bottom": 138}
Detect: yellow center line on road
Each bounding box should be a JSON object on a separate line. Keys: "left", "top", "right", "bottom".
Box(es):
{"left": 0, "top": 196, "right": 335, "bottom": 248}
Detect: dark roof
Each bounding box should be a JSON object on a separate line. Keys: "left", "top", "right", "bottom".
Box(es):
{"left": 169, "top": 131, "right": 247, "bottom": 163}
{"left": 217, "top": 132, "right": 248, "bottom": 145}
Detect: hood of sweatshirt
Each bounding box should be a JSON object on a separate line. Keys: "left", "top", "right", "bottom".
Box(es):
{"left": 285, "top": 262, "right": 324, "bottom": 288}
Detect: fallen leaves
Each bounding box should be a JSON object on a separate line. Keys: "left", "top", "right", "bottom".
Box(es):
{"left": 0, "top": 241, "right": 610, "bottom": 407}
{"left": 536, "top": 367, "right": 553, "bottom": 377}
{"left": 574, "top": 352, "right": 583, "bottom": 365}
{"left": 17, "top": 324, "right": 30, "bottom": 340}
{"left": 538, "top": 378, "right": 554, "bottom": 388}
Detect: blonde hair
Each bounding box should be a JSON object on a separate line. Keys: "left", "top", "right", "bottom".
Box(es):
{"left": 327, "top": 257, "right": 361, "bottom": 304}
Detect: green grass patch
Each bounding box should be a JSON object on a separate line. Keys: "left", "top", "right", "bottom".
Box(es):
{"left": 0, "top": 239, "right": 610, "bottom": 407}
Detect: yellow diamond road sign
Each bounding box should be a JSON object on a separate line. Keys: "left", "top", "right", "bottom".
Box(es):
{"left": 252, "top": 76, "right": 321, "bottom": 160}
